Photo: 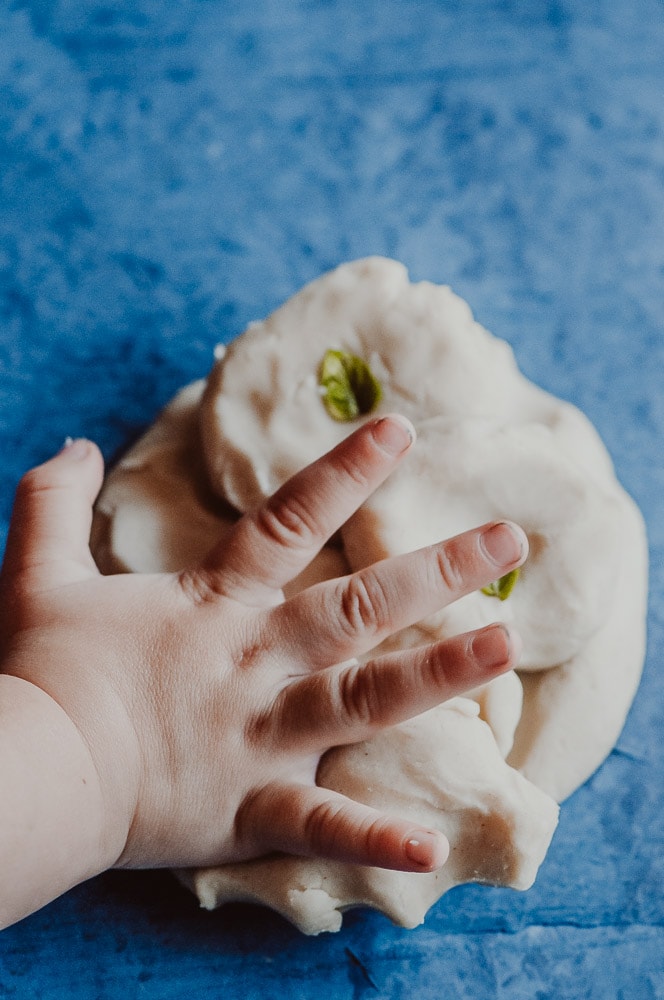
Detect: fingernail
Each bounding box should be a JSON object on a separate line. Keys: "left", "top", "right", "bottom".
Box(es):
{"left": 59, "top": 437, "right": 91, "bottom": 460}
{"left": 480, "top": 521, "right": 526, "bottom": 567}
{"left": 471, "top": 623, "right": 518, "bottom": 670}
{"left": 404, "top": 830, "right": 448, "bottom": 868}
{"left": 372, "top": 414, "right": 415, "bottom": 456}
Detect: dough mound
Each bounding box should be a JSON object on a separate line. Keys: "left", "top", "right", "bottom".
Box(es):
{"left": 178, "top": 701, "right": 558, "bottom": 935}
{"left": 92, "top": 258, "right": 647, "bottom": 934}
{"left": 92, "top": 380, "right": 239, "bottom": 575}
{"left": 200, "top": 257, "right": 565, "bottom": 510}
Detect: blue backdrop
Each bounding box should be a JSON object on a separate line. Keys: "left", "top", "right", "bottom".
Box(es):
{"left": 1, "top": 2, "right": 663, "bottom": 997}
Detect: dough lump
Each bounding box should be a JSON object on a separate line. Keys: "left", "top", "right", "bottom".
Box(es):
{"left": 199, "top": 257, "right": 648, "bottom": 803}
{"left": 178, "top": 701, "right": 558, "bottom": 935}
{"left": 91, "top": 380, "right": 238, "bottom": 576}
{"left": 92, "top": 258, "right": 648, "bottom": 933}
{"left": 200, "top": 257, "right": 564, "bottom": 510}
{"left": 92, "top": 376, "right": 557, "bottom": 933}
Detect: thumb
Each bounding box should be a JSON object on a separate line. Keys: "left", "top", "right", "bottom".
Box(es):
{"left": 1, "top": 438, "right": 105, "bottom": 589}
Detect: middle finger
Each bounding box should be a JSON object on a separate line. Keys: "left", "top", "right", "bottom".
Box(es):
{"left": 272, "top": 520, "right": 527, "bottom": 669}
{"left": 273, "top": 622, "right": 519, "bottom": 752}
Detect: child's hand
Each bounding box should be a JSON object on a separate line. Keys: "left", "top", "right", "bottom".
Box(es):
{"left": 0, "top": 416, "right": 526, "bottom": 924}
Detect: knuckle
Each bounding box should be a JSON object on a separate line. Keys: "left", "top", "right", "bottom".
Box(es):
{"left": 357, "top": 815, "right": 390, "bottom": 859}
{"left": 16, "top": 465, "right": 56, "bottom": 499}
{"left": 255, "top": 494, "right": 318, "bottom": 551}
{"left": 177, "top": 567, "right": 225, "bottom": 606}
{"left": 303, "top": 798, "right": 345, "bottom": 855}
{"left": 244, "top": 690, "right": 284, "bottom": 748}
{"left": 337, "top": 661, "right": 384, "bottom": 730}
{"left": 338, "top": 571, "right": 389, "bottom": 639}
{"left": 334, "top": 451, "right": 371, "bottom": 491}
{"left": 302, "top": 796, "right": 390, "bottom": 864}
{"left": 433, "top": 543, "right": 467, "bottom": 594}
{"left": 416, "top": 641, "right": 453, "bottom": 695}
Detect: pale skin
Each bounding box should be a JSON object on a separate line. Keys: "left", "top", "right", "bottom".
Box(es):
{"left": 0, "top": 414, "right": 527, "bottom": 930}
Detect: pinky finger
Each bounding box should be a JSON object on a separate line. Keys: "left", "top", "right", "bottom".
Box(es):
{"left": 238, "top": 783, "right": 449, "bottom": 873}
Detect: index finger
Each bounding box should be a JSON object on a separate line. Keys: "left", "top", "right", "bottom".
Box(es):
{"left": 194, "top": 415, "right": 415, "bottom": 603}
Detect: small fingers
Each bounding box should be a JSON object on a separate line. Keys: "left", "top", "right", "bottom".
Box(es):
{"left": 238, "top": 784, "right": 449, "bottom": 872}
{"left": 190, "top": 415, "right": 414, "bottom": 604}
{"left": 275, "top": 623, "right": 520, "bottom": 751}
{"left": 276, "top": 520, "right": 527, "bottom": 667}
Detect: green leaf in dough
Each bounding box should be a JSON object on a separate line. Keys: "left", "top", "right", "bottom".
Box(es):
{"left": 318, "top": 348, "right": 383, "bottom": 422}
{"left": 481, "top": 568, "right": 521, "bottom": 601}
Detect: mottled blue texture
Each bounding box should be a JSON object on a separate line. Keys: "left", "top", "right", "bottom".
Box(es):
{"left": 1, "top": 1, "right": 663, "bottom": 997}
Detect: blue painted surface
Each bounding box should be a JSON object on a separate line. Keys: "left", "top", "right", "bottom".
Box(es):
{"left": 1, "top": 1, "right": 663, "bottom": 996}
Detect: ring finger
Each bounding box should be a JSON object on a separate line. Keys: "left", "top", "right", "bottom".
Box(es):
{"left": 273, "top": 622, "right": 520, "bottom": 752}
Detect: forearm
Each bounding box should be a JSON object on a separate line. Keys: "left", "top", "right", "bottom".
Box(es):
{"left": 0, "top": 675, "right": 114, "bottom": 930}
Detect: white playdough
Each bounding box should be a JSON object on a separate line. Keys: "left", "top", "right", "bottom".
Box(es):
{"left": 342, "top": 416, "right": 625, "bottom": 670}
{"left": 178, "top": 701, "right": 558, "bottom": 935}
{"left": 200, "top": 257, "right": 564, "bottom": 511}
{"left": 340, "top": 416, "right": 647, "bottom": 801}
{"left": 199, "top": 257, "right": 647, "bottom": 803}
{"left": 91, "top": 378, "right": 351, "bottom": 595}
{"left": 91, "top": 380, "right": 238, "bottom": 575}
{"left": 92, "top": 257, "right": 648, "bottom": 933}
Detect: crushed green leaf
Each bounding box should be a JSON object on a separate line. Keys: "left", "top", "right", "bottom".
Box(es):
{"left": 481, "top": 568, "right": 521, "bottom": 601}
{"left": 318, "top": 348, "right": 382, "bottom": 422}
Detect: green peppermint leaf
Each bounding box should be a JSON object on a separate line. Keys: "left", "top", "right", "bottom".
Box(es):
{"left": 481, "top": 567, "right": 521, "bottom": 601}
{"left": 318, "top": 349, "right": 383, "bottom": 422}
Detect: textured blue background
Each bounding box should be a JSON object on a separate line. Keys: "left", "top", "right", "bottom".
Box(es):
{"left": 1, "top": 1, "right": 663, "bottom": 997}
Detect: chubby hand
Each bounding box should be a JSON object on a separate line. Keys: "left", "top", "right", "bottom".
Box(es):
{"left": 0, "top": 416, "right": 527, "bottom": 881}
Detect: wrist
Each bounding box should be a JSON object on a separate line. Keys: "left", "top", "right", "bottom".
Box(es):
{"left": 0, "top": 674, "right": 131, "bottom": 928}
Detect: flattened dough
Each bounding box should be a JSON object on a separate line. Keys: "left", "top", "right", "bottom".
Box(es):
{"left": 91, "top": 374, "right": 557, "bottom": 932}
{"left": 178, "top": 701, "right": 558, "bottom": 935}
{"left": 342, "top": 417, "right": 624, "bottom": 669}
{"left": 92, "top": 257, "right": 648, "bottom": 932}
{"left": 92, "top": 380, "right": 238, "bottom": 576}
{"left": 200, "top": 257, "right": 563, "bottom": 510}
{"left": 199, "top": 258, "right": 648, "bottom": 804}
